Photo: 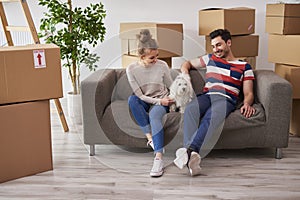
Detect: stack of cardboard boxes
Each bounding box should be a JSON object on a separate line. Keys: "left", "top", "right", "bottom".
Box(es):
{"left": 198, "top": 7, "right": 259, "bottom": 69}
{"left": 119, "top": 22, "right": 183, "bottom": 68}
{"left": 0, "top": 44, "right": 63, "bottom": 183}
{"left": 266, "top": 3, "right": 300, "bottom": 136}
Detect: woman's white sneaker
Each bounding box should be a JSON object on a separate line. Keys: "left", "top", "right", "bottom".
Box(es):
{"left": 173, "top": 148, "right": 189, "bottom": 169}
{"left": 147, "top": 140, "right": 165, "bottom": 154}
{"left": 150, "top": 158, "right": 164, "bottom": 177}
{"left": 147, "top": 140, "right": 154, "bottom": 150}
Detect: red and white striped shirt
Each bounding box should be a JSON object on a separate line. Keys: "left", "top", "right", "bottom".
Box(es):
{"left": 199, "top": 54, "right": 255, "bottom": 102}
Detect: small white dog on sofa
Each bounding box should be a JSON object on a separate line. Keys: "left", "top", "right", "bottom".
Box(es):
{"left": 169, "top": 73, "right": 194, "bottom": 113}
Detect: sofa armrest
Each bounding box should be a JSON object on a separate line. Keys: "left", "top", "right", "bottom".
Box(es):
{"left": 255, "top": 70, "right": 292, "bottom": 120}
{"left": 254, "top": 70, "right": 292, "bottom": 145}
{"left": 82, "top": 69, "right": 117, "bottom": 121}
{"left": 81, "top": 69, "right": 117, "bottom": 145}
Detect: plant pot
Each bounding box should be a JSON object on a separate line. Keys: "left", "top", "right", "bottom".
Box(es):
{"left": 67, "top": 92, "right": 82, "bottom": 124}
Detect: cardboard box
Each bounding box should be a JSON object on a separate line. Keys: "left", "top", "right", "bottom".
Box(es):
{"left": 290, "top": 99, "right": 300, "bottom": 136}
{"left": 268, "top": 34, "right": 300, "bottom": 66}
{"left": 266, "top": 4, "right": 300, "bottom": 34}
{"left": 0, "top": 100, "right": 52, "bottom": 183}
{"left": 205, "top": 35, "right": 259, "bottom": 57}
{"left": 122, "top": 54, "right": 172, "bottom": 68}
{"left": 199, "top": 7, "right": 255, "bottom": 36}
{"left": 275, "top": 63, "right": 300, "bottom": 99}
{"left": 119, "top": 23, "right": 183, "bottom": 57}
{"left": 121, "top": 39, "right": 136, "bottom": 55}
{"left": 0, "top": 44, "right": 63, "bottom": 105}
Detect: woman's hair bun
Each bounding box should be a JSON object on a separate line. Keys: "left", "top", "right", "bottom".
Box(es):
{"left": 137, "top": 29, "right": 152, "bottom": 43}
{"left": 136, "top": 29, "right": 158, "bottom": 56}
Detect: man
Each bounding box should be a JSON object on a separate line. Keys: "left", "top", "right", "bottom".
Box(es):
{"left": 173, "top": 29, "right": 256, "bottom": 176}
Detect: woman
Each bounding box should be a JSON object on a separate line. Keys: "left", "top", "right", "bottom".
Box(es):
{"left": 126, "top": 29, "right": 174, "bottom": 177}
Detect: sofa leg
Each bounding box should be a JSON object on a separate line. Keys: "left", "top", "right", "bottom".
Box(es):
{"left": 275, "top": 148, "right": 282, "bottom": 159}
{"left": 89, "top": 145, "right": 95, "bottom": 156}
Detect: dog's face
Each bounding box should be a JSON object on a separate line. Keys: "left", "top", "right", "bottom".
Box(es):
{"left": 170, "top": 73, "right": 193, "bottom": 99}
{"left": 174, "top": 77, "right": 189, "bottom": 96}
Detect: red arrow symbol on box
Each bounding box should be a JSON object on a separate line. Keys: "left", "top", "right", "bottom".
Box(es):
{"left": 37, "top": 53, "right": 42, "bottom": 65}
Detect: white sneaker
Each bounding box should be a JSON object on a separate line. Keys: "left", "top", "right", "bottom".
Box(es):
{"left": 147, "top": 140, "right": 154, "bottom": 150}
{"left": 188, "top": 152, "right": 201, "bottom": 176}
{"left": 147, "top": 140, "right": 165, "bottom": 153}
{"left": 173, "top": 148, "right": 188, "bottom": 169}
{"left": 150, "top": 158, "right": 164, "bottom": 177}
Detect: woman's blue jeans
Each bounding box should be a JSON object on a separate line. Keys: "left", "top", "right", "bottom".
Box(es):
{"left": 183, "top": 94, "right": 236, "bottom": 155}
{"left": 128, "top": 95, "right": 169, "bottom": 153}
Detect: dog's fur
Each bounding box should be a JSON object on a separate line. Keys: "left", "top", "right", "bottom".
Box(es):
{"left": 169, "top": 73, "right": 194, "bottom": 113}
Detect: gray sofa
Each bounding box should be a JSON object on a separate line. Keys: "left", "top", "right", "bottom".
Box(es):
{"left": 81, "top": 68, "right": 292, "bottom": 159}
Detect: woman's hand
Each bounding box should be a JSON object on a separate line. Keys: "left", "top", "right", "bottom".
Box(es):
{"left": 160, "top": 97, "right": 175, "bottom": 106}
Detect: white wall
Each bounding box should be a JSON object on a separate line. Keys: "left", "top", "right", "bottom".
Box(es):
{"left": 17, "top": 0, "right": 300, "bottom": 94}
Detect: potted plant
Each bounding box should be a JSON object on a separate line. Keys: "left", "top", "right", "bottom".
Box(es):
{"left": 38, "top": 0, "right": 106, "bottom": 121}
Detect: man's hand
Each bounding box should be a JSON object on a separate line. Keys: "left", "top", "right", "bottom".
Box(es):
{"left": 240, "top": 102, "right": 255, "bottom": 118}
{"left": 181, "top": 61, "right": 190, "bottom": 74}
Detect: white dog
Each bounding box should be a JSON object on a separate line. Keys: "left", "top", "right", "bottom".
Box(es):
{"left": 169, "top": 73, "right": 194, "bottom": 113}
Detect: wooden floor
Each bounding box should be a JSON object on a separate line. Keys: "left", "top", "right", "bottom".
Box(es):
{"left": 1, "top": 100, "right": 300, "bottom": 199}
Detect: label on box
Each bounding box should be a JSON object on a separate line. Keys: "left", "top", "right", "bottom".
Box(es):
{"left": 33, "top": 50, "right": 46, "bottom": 68}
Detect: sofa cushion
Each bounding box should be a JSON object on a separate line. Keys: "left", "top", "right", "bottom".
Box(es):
{"left": 189, "top": 69, "right": 206, "bottom": 96}
{"left": 106, "top": 100, "right": 142, "bottom": 138}
{"left": 224, "top": 103, "right": 266, "bottom": 130}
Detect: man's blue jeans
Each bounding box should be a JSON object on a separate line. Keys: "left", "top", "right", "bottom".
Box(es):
{"left": 184, "top": 94, "right": 236, "bottom": 155}
{"left": 128, "top": 95, "right": 169, "bottom": 153}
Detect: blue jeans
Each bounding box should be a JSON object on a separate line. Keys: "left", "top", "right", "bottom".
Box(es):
{"left": 183, "top": 94, "right": 236, "bottom": 154}
{"left": 128, "top": 95, "right": 169, "bottom": 153}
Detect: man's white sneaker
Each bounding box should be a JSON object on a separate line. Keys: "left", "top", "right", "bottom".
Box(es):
{"left": 150, "top": 158, "right": 164, "bottom": 177}
{"left": 173, "top": 148, "right": 188, "bottom": 169}
{"left": 188, "top": 152, "right": 201, "bottom": 176}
